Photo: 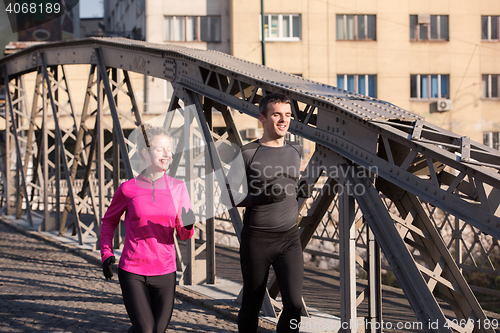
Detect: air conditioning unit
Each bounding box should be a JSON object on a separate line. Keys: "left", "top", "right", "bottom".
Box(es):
{"left": 418, "top": 14, "right": 431, "bottom": 24}
{"left": 437, "top": 99, "right": 452, "bottom": 112}
{"left": 245, "top": 128, "right": 260, "bottom": 139}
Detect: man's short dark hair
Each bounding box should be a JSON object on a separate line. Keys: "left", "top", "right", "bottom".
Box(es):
{"left": 259, "top": 93, "right": 291, "bottom": 117}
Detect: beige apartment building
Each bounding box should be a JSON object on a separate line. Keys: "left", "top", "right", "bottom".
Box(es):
{"left": 103, "top": 0, "right": 500, "bottom": 151}
{"left": 231, "top": 0, "right": 500, "bottom": 149}
{"left": 104, "top": 0, "right": 232, "bottom": 117}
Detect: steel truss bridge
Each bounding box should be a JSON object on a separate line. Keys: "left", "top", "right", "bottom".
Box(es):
{"left": 0, "top": 38, "right": 499, "bottom": 333}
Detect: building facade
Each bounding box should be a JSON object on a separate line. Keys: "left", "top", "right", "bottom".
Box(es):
{"left": 103, "top": 0, "right": 500, "bottom": 151}
{"left": 104, "top": 0, "right": 232, "bottom": 118}
{"left": 231, "top": 0, "right": 500, "bottom": 149}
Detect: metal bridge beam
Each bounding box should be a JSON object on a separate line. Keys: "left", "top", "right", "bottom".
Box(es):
{"left": 344, "top": 161, "right": 495, "bottom": 333}
{"left": 0, "top": 38, "right": 498, "bottom": 329}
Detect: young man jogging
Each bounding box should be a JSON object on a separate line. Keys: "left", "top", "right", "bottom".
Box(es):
{"left": 227, "top": 93, "right": 305, "bottom": 333}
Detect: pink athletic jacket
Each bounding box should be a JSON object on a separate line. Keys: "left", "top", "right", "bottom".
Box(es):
{"left": 100, "top": 173, "right": 194, "bottom": 276}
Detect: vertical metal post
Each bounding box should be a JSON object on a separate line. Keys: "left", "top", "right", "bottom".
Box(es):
{"left": 42, "top": 74, "right": 49, "bottom": 227}
{"left": 0, "top": 140, "right": 6, "bottom": 212}
{"left": 54, "top": 132, "right": 61, "bottom": 230}
{"left": 3, "top": 73, "right": 14, "bottom": 216}
{"left": 184, "top": 104, "right": 195, "bottom": 285}
{"left": 54, "top": 67, "right": 61, "bottom": 230}
{"left": 339, "top": 170, "right": 358, "bottom": 332}
{"left": 261, "top": 0, "right": 266, "bottom": 66}
{"left": 24, "top": 73, "right": 43, "bottom": 215}
{"left": 204, "top": 100, "right": 216, "bottom": 284}
{"left": 14, "top": 77, "right": 23, "bottom": 220}
{"left": 112, "top": 68, "right": 122, "bottom": 249}
{"left": 0, "top": 121, "right": 7, "bottom": 211}
{"left": 97, "top": 66, "right": 106, "bottom": 245}
{"left": 367, "top": 222, "right": 382, "bottom": 333}
{"left": 454, "top": 216, "right": 462, "bottom": 273}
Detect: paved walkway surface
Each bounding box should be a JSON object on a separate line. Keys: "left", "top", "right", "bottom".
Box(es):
{"left": 0, "top": 219, "right": 251, "bottom": 333}
{"left": 2, "top": 214, "right": 499, "bottom": 333}
{"left": 0, "top": 213, "right": 412, "bottom": 333}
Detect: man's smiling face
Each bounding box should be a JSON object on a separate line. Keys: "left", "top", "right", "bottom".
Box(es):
{"left": 259, "top": 102, "right": 292, "bottom": 140}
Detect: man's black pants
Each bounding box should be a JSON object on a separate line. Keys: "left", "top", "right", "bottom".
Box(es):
{"left": 238, "top": 225, "right": 304, "bottom": 333}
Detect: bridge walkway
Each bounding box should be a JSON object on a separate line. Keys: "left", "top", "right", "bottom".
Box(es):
{"left": 0, "top": 213, "right": 454, "bottom": 333}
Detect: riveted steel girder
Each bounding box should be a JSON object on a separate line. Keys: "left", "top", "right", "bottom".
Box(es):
{"left": 0, "top": 38, "right": 499, "bottom": 330}
{"left": 1, "top": 38, "right": 499, "bottom": 235}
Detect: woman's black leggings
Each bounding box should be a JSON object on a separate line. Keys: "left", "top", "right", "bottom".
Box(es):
{"left": 238, "top": 225, "right": 304, "bottom": 333}
{"left": 118, "top": 269, "right": 176, "bottom": 333}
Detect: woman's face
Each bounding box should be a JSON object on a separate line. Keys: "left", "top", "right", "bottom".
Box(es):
{"left": 142, "top": 134, "right": 172, "bottom": 172}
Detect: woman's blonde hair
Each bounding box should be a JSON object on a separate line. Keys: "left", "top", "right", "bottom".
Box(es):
{"left": 136, "top": 124, "right": 170, "bottom": 157}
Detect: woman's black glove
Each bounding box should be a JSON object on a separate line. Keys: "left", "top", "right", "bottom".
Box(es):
{"left": 182, "top": 208, "right": 195, "bottom": 230}
{"left": 102, "top": 256, "right": 115, "bottom": 280}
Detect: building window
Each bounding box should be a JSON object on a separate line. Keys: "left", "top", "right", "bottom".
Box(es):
{"left": 483, "top": 131, "right": 500, "bottom": 150}
{"left": 337, "top": 74, "right": 377, "bottom": 98}
{"left": 410, "top": 15, "right": 449, "bottom": 41}
{"left": 200, "top": 16, "right": 221, "bottom": 42}
{"left": 482, "top": 74, "right": 499, "bottom": 99}
{"left": 482, "top": 16, "right": 499, "bottom": 41}
{"left": 410, "top": 74, "right": 449, "bottom": 99}
{"left": 336, "top": 15, "right": 376, "bottom": 40}
{"left": 164, "top": 16, "right": 221, "bottom": 42}
{"left": 261, "top": 14, "right": 301, "bottom": 41}
{"left": 136, "top": 0, "right": 144, "bottom": 16}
